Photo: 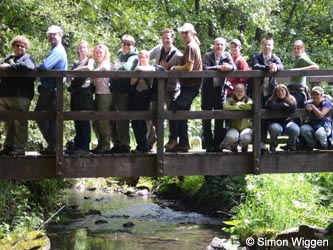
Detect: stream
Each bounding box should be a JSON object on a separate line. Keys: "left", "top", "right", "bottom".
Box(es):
{"left": 47, "top": 187, "right": 226, "bottom": 250}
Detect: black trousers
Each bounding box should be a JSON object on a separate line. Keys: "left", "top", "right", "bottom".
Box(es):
{"left": 201, "top": 84, "right": 225, "bottom": 149}
{"left": 129, "top": 90, "right": 151, "bottom": 151}
{"left": 168, "top": 85, "right": 200, "bottom": 146}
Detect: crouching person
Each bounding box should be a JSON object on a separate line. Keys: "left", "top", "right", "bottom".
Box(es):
{"left": 223, "top": 84, "right": 253, "bottom": 152}
{"left": 300, "top": 86, "right": 332, "bottom": 151}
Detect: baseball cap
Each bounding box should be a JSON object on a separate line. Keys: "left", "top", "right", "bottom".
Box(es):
{"left": 178, "top": 23, "right": 197, "bottom": 34}
{"left": 46, "top": 25, "right": 63, "bottom": 35}
{"left": 311, "top": 86, "right": 324, "bottom": 95}
{"left": 230, "top": 39, "right": 242, "bottom": 47}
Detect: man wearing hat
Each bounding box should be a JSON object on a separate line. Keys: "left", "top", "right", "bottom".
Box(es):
{"left": 300, "top": 86, "right": 332, "bottom": 150}
{"left": 165, "top": 23, "right": 202, "bottom": 152}
{"left": 36, "top": 25, "right": 68, "bottom": 155}
{"left": 226, "top": 38, "right": 249, "bottom": 97}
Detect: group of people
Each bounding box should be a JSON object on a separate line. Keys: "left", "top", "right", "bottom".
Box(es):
{"left": 202, "top": 35, "right": 329, "bottom": 153}
{"left": 0, "top": 23, "right": 329, "bottom": 156}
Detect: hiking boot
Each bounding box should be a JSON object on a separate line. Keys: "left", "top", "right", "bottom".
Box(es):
{"left": 9, "top": 148, "right": 25, "bottom": 156}
{"left": 165, "top": 139, "right": 177, "bottom": 152}
{"left": 110, "top": 145, "right": 130, "bottom": 154}
{"left": 92, "top": 148, "right": 111, "bottom": 154}
{"left": 70, "top": 149, "right": 91, "bottom": 156}
{"left": 172, "top": 144, "right": 189, "bottom": 153}
{"left": 40, "top": 146, "right": 56, "bottom": 155}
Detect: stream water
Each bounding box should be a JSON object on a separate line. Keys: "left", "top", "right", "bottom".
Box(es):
{"left": 47, "top": 188, "right": 225, "bottom": 250}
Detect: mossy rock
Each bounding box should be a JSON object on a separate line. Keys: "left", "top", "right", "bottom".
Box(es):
{"left": 0, "top": 230, "right": 50, "bottom": 250}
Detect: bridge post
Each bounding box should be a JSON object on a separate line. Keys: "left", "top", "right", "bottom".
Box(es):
{"left": 156, "top": 78, "right": 166, "bottom": 176}
{"left": 56, "top": 77, "right": 64, "bottom": 178}
{"left": 252, "top": 77, "right": 262, "bottom": 174}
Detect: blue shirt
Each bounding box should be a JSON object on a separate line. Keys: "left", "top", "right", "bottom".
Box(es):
{"left": 305, "top": 99, "right": 332, "bottom": 125}
{"left": 37, "top": 44, "right": 68, "bottom": 90}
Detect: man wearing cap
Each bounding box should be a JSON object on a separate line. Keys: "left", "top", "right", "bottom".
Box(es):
{"left": 300, "top": 86, "right": 332, "bottom": 150}
{"left": 226, "top": 38, "right": 249, "bottom": 97}
{"left": 201, "top": 37, "right": 236, "bottom": 152}
{"left": 36, "top": 25, "right": 68, "bottom": 155}
{"left": 165, "top": 23, "right": 202, "bottom": 153}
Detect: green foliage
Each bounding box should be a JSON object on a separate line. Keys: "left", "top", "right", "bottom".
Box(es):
{"left": 180, "top": 176, "right": 205, "bottom": 197}
{"left": 0, "top": 179, "right": 69, "bottom": 238}
{"left": 224, "top": 174, "right": 333, "bottom": 244}
{"left": 203, "top": 176, "right": 247, "bottom": 207}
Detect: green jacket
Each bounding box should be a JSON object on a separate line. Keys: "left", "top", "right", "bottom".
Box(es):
{"left": 290, "top": 53, "right": 317, "bottom": 86}
{"left": 111, "top": 48, "right": 139, "bottom": 92}
{"left": 224, "top": 96, "right": 253, "bottom": 131}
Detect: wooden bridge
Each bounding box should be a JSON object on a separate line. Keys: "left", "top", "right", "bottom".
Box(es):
{"left": 0, "top": 69, "right": 333, "bottom": 180}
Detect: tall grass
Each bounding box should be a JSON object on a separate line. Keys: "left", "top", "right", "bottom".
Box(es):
{"left": 224, "top": 173, "right": 333, "bottom": 244}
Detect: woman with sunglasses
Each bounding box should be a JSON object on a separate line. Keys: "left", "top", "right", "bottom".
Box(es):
{"left": 110, "top": 34, "right": 139, "bottom": 154}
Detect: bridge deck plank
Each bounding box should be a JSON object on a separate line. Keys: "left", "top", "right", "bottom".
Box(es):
{"left": 0, "top": 151, "right": 331, "bottom": 180}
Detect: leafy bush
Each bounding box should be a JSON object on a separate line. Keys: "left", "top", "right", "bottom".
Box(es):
{"left": 224, "top": 174, "right": 333, "bottom": 244}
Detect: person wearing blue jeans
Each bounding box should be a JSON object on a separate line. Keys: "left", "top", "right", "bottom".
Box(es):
{"left": 300, "top": 86, "right": 332, "bottom": 150}
{"left": 266, "top": 84, "right": 300, "bottom": 151}
{"left": 36, "top": 25, "right": 68, "bottom": 155}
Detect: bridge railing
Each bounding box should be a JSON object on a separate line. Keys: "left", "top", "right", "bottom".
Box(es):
{"left": 0, "top": 69, "right": 333, "bottom": 179}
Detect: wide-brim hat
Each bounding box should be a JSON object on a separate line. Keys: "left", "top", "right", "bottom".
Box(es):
{"left": 178, "top": 23, "right": 197, "bottom": 34}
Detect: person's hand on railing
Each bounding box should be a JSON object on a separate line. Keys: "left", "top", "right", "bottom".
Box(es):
{"left": 0, "top": 63, "right": 10, "bottom": 69}
{"left": 269, "top": 63, "right": 278, "bottom": 73}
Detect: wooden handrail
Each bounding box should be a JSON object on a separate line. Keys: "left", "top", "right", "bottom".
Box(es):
{"left": 0, "top": 69, "right": 333, "bottom": 179}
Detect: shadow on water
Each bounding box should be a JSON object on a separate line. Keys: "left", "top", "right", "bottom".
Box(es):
{"left": 47, "top": 188, "right": 226, "bottom": 250}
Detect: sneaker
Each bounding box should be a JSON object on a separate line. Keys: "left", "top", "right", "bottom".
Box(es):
{"left": 165, "top": 139, "right": 177, "bottom": 152}
{"left": 280, "top": 145, "right": 297, "bottom": 151}
{"left": 231, "top": 147, "right": 238, "bottom": 152}
{"left": 260, "top": 143, "right": 268, "bottom": 153}
{"left": 40, "top": 146, "right": 56, "bottom": 155}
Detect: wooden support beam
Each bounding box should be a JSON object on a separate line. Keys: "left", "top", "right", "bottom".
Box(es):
{"left": 56, "top": 78, "right": 64, "bottom": 178}
{"left": 156, "top": 78, "right": 166, "bottom": 176}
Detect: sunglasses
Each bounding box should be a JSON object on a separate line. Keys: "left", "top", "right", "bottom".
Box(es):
{"left": 122, "top": 42, "right": 132, "bottom": 47}
{"left": 15, "top": 44, "right": 26, "bottom": 49}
